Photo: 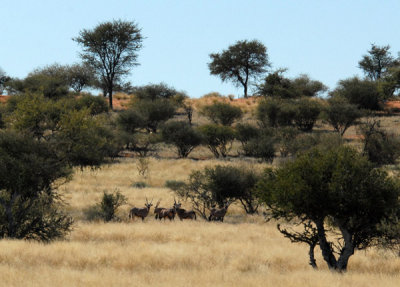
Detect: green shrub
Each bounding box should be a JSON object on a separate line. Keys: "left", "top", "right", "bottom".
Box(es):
{"left": 332, "top": 77, "right": 382, "bottom": 110}
{"left": 256, "top": 98, "right": 280, "bottom": 127}
{"left": 294, "top": 98, "right": 322, "bottom": 132}
{"left": 177, "top": 166, "right": 261, "bottom": 217}
{"left": 235, "top": 123, "right": 260, "bottom": 146}
{"left": 76, "top": 94, "right": 109, "bottom": 115}
{"left": 201, "top": 102, "right": 242, "bottom": 126}
{"left": 0, "top": 131, "right": 73, "bottom": 241}
{"left": 117, "top": 109, "right": 145, "bottom": 134}
{"left": 256, "top": 98, "right": 296, "bottom": 127}
{"left": 359, "top": 119, "right": 400, "bottom": 165}
{"left": 242, "top": 135, "right": 276, "bottom": 163}
{"left": 84, "top": 190, "right": 127, "bottom": 222}
{"left": 161, "top": 121, "right": 203, "bottom": 158}
{"left": 198, "top": 124, "right": 236, "bottom": 158}
{"left": 131, "top": 99, "right": 176, "bottom": 133}
{"left": 324, "top": 96, "right": 363, "bottom": 136}
{"left": 132, "top": 83, "right": 178, "bottom": 101}
{"left": 132, "top": 181, "right": 148, "bottom": 188}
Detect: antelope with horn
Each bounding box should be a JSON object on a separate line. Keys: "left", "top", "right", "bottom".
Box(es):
{"left": 154, "top": 199, "right": 165, "bottom": 219}
{"left": 208, "top": 200, "right": 233, "bottom": 222}
{"left": 173, "top": 199, "right": 196, "bottom": 220}
{"left": 158, "top": 206, "right": 176, "bottom": 221}
{"left": 129, "top": 198, "right": 153, "bottom": 221}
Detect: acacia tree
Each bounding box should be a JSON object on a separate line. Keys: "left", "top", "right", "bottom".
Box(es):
{"left": 208, "top": 40, "right": 270, "bottom": 98}
{"left": 257, "top": 146, "right": 400, "bottom": 271}
{"left": 74, "top": 20, "right": 143, "bottom": 109}
{"left": 257, "top": 70, "right": 327, "bottom": 98}
{"left": 324, "top": 96, "right": 363, "bottom": 136}
{"left": 358, "top": 44, "right": 399, "bottom": 81}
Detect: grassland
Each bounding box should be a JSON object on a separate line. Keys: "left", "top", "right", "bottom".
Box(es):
{"left": 1, "top": 96, "right": 400, "bottom": 286}
{"left": 0, "top": 157, "right": 399, "bottom": 286}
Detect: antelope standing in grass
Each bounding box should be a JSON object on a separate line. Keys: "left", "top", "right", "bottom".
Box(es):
{"left": 154, "top": 199, "right": 165, "bottom": 219}
{"left": 208, "top": 201, "right": 233, "bottom": 222}
{"left": 129, "top": 198, "right": 153, "bottom": 221}
{"left": 173, "top": 199, "right": 196, "bottom": 220}
{"left": 158, "top": 207, "right": 176, "bottom": 221}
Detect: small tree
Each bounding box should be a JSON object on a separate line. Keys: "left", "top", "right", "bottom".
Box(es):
{"left": 242, "top": 135, "right": 276, "bottom": 163}
{"left": 256, "top": 98, "right": 297, "bottom": 128}
{"left": 358, "top": 119, "right": 400, "bottom": 165}
{"left": 0, "top": 131, "right": 73, "bottom": 241}
{"left": 324, "top": 96, "right": 362, "bottom": 136}
{"left": 257, "top": 71, "right": 327, "bottom": 98}
{"left": 132, "top": 83, "right": 179, "bottom": 101}
{"left": 99, "top": 190, "right": 127, "bottom": 222}
{"left": 15, "top": 64, "right": 70, "bottom": 99}
{"left": 258, "top": 146, "right": 400, "bottom": 271}
{"left": 131, "top": 99, "right": 176, "bottom": 133}
{"left": 201, "top": 102, "right": 242, "bottom": 126}
{"left": 55, "top": 109, "right": 120, "bottom": 168}
{"left": 198, "top": 124, "right": 236, "bottom": 158}
{"left": 74, "top": 20, "right": 144, "bottom": 109}
{"left": 332, "top": 77, "right": 382, "bottom": 110}
{"left": 208, "top": 40, "right": 270, "bottom": 98}
{"left": 67, "top": 63, "right": 96, "bottom": 93}
{"left": 293, "top": 98, "right": 322, "bottom": 132}
{"left": 235, "top": 123, "right": 261, "bottom": 150}
{"left": 161, "top": 121, "right": 203, "bottom": 158}
{"left": 358, "top": 44, "right": 399, "bottom": 81}
{"left": 74, "top": 94, "right": 109, "bottom": 115}
{"left": 173, "top": 166, "right": 261, "bottom": 217}
{"left": 117, "top": 109, "right": 145, "bottom": 134}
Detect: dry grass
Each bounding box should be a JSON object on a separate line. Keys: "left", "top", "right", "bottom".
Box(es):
{"left": 1, "top": 157, "right": 400, "bottom": 286}
{"left": 2, "top": 96, "right": 400, "bottom": 286}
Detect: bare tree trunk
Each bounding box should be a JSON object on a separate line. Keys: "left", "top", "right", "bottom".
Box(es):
{"left": 309, "top": 242, "right": 318, "bottom": 269}
{"left": 108, "top": 86, "right": 113, "bottom": 110}
{"left": 315, "top": 219, "right": 337, "bottom": 270}
{"left": 336, "top": 226, "right": 355, "bottom": 271}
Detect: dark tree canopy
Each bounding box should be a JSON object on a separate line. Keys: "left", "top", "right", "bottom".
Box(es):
{"left": 258, "top": 146, "right": 400, "bottom": 271}
{"left": 0, "top": 131, "right": 73, "bottom": 241}
{"left": 74, "top": 20, "right": 144, "bottom": 109}
{"left": 332, "top": 77, "right": 382, "bottom": 110}
{"left": 201, "top": 102, "right": 243, "bottom": 126}
{"left": 67, "top": 63, "right": 96, "bottom": 93}
{"left": 257, "top": 70, "right": 327, "bottom": 98}
{"left": 161, "top": 121, "right": 203, "bottom": 158}
{"left": 358, "top": 44, "right": 399, "bottom": 81}
{"left": 324, "top": 96, "right": 362, "bottom": 136}
{"left": 133, "top": 83, "right": 179, "bottom": 101}
{"left": 208, "top": 40, "right": 270, "bottom": 98}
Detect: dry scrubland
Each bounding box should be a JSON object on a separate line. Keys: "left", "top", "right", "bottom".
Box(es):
{"left": 1, "top": 97, "right": 400, "bottom": 286}
{"left": 0, "top": 158, "right": 399, "bottom": 286}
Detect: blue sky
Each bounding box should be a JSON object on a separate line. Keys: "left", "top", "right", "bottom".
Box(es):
{"left": 1, "top": 0, "right": 400, "bottom": 98}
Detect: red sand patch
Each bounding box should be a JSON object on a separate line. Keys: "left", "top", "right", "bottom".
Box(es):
{"left": 385, "top": 101, "right": 400, "bottom": 110}
{"left": 112, "top": 97, "right": 130, "bottom": 110}
{"left": 0, "top": 95, "right": 9, "bottom": 103}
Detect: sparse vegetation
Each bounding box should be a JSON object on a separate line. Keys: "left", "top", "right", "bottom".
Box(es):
{"left": 2, "top": 17, "right": 400, "bottom": 286}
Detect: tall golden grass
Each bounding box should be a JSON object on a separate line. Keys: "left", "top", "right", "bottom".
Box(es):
{"left": 2, "top": 96, "right": 400, "bottom": 286}
{"left": 0, "top": 157, "right": 399, "bottom": 286}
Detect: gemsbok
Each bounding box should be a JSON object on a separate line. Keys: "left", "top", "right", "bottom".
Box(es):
{"left": 154, "top": 199, "right": 165, "bottom": 219}
{"left": 208, "top": 201, "right": 233, "bottom": 222}
{"left": 158, "top": 207, "right": 176, "bottom": 221}
{"left": 173, "top": 199, "right": 196, "bottom": 220}
{"left": 129, "top": 198, "right": 153, "bottom": 221}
